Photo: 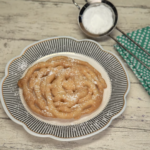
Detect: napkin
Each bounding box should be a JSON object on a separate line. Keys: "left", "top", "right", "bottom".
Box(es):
{"left": 114, "top": 26, "right": 150, "bottom": 95}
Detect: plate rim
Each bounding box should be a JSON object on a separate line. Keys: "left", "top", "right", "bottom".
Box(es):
{"left": 0, "top": 36, "right": 130, "bottom": 141}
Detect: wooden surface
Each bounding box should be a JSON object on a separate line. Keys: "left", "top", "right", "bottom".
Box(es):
{"left": 0, "top": 0, "right": 150, "bottom": 149}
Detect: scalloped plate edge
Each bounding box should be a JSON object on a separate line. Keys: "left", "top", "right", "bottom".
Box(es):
{"left": 0, "top": 36, "right": 130, "bottom": 141}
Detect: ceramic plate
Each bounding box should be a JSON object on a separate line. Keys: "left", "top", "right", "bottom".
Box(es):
{"left": 0, "top": 37, "right": 130, "bottom": 141}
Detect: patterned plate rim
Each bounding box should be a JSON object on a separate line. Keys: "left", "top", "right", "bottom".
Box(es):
{"left": 0, "top": 36, "right": 130, "bottom": 141}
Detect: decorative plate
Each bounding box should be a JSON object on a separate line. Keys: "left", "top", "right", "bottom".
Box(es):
{"left": 0, "top": 37, "right": 130, "bottom": 141}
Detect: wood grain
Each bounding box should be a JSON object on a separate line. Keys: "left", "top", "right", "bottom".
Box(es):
{"left": 0, "top": 0, "right": 150, "bottom": 149}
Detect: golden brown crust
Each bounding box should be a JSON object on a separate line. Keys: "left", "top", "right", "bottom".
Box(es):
{"left": 18, "top": 56, "right": 107, "bottom": 119}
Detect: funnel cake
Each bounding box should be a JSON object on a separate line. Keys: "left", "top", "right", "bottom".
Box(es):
{"left": 18, "top": 56, "right": 107, "bottom": 119}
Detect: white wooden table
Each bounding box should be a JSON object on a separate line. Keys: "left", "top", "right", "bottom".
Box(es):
{"left": 0, "top": 0, "right": 150, "bottom": 149}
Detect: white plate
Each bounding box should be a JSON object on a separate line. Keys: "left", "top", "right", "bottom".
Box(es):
{"left": 0, "top": 37, "right": 130, "bottom": 141}
{"left": 19, "top": 52, "right": 112, "bottom": 126}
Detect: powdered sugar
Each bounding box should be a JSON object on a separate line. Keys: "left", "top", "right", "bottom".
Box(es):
{"left": 82, "top": 4, "right": 114, "bottom": 34}
{"left": 17, "top": 53, "right": 112, "bottom": 127}
{"left": 48, "top": 71, "right": 53, "bottom": 76}
{"left": 66, "top": 94, "right": 78, "bottom": 101}
{"left": 71, "top": 104, "right": 79, "bottom": 109}
{"left": 42, "top": 109, "right": 53, "bottom": 117}
{"left": 92, "top": 79, "right": 97, "bottom": 85}
{"left": 17, "top": 60, "right": 28, "bottom": 71}
{"left": 47, "top": 95, "right": 52, "bottom": 101}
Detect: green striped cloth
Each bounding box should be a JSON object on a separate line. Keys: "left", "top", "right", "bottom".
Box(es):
{"left": 114, "top": 26, "right": 150, "bottom": 95}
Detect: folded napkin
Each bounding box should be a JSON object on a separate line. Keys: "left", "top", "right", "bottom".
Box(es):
{"left": 114, "top": 26, "right": 150, "bottom": 95}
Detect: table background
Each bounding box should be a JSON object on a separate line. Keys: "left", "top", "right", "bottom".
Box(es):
{"left": 0, "top": 0, "right": 150, "bottom": 150}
